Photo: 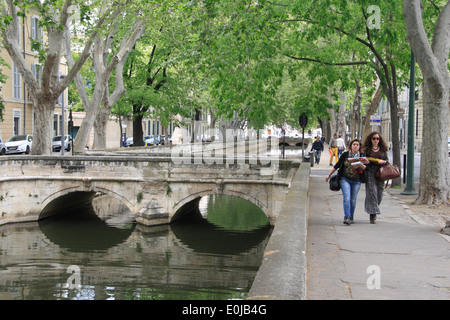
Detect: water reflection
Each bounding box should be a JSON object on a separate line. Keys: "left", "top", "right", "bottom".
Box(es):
{"left": 0, "top": 194, "right": 271, "bottom": 300}
{"left": 39, "top": 204, "right": 135, "bottom": 253}
{"left": 171, "top": 195, "right": 271, "bottom": 255}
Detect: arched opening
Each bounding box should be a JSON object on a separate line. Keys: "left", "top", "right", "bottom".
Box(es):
{"left": 198, "top": 195, "right": 269, "bottom": 231}
{"left": 170, "top": 194, "right": 271, "bottom": 254}
{"left": 39, "top": 188, "right": 135, "bottom": 223}
{"left": 171, "top": 194, "right": 270, "bottom": 231}
{"left": 38, "top": 192, "right": 136, "bottom": 252}
{"left": 40, "top": 191, "right": 97, "bottom": 220}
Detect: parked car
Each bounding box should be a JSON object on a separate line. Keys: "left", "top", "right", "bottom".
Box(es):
{"left": 52, "top": 135, "right": 72, "bottom": 152}
{"left": 0, "top": 137, "right": 6, "bottom": 155}
{"left": 126, "top": 136, "right": 134, "bottom": 147}
{"left": 201, "top": 135, "right": 211, "bottom": 143}
{"left": 143, "top": 135, "right": 159, "bottom": 146}
{"left": 5, "top": 134, "right": 33, "bottom": 154}
{"left": 158, "top": 135, "right": 172, "bottom": 145}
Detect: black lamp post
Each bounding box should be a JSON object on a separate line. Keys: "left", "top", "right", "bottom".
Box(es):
{"left": 402, "top": 50, "right": 417, "bottom": 195}
{"left": 68, "top": 108, "right": 74, "bottom": 156}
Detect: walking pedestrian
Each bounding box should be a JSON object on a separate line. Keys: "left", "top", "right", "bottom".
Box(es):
{"left": 325, "top": 139, "right": 368, "bottom": 225}
{"left": 329, "top": 133, "right": 338, "bottom": 166}
{"left": 361, "top": 131, "right": 389, "bottom": 224}
{"left": 337, "top": 134, "right": 345, "bottom": 158}
{"left": 311, "top": 136, "right": 324, "bottom": 164}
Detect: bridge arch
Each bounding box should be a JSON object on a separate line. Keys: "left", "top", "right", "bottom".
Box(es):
{"left": 39, "top": 184, "right": 135, "bottom": 220}
{"left": 170, "top": 187, "right": 268, "bottom": 223}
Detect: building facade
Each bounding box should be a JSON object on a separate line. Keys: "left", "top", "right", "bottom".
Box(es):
{"left": 0, "top": 13, "right": 67, "bottom": 142}
{"left": 373, "top": 89, "right": 450, "bottom": 153}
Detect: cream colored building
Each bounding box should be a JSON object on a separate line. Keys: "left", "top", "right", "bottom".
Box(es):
{"left": 0, "top": 13, "right": 67, "bottom": 142}
{"left": 374, "top": 89, "right": 450, "bottom": 152}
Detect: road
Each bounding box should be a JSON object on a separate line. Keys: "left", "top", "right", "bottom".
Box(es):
{"left": 388, "top": 150, "right": 421, "bottom": 180}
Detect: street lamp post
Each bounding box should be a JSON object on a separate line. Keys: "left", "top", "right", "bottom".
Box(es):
{"left": 402, "top": 50, "right": 417, "bottom": 195}
{"left": 60, "top": 104, "right": 65, "bottom": 156}
{"left": 68, "top": 108, "right": 74, "bottom": 156}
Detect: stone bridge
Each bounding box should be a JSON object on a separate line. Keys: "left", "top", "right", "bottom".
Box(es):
{"left": 0, "top": 155, "right": 300, "bottom": 227}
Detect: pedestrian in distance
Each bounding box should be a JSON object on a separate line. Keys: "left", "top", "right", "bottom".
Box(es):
{"left": 337, "top": 134, "right": 346, "bottom": 158}
{"left": 329, "top": 133, "right": 339, "bottom": 166}
{"left": 311, "top": 136, "right": 324, "bottom": 164}
{"left": 325, "top": 138, "right": 369, "bottom": 225}
{"left": 361, "top": 131, "right": 389, "bottom": 224}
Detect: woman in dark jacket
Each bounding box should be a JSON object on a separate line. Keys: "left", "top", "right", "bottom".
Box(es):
{"left": 325, "top": 139, "right": 368, "bottom": 225}
{"left": 361, "top": 131, "right": 389, "bottom": 224}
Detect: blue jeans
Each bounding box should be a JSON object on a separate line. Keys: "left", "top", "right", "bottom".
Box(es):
{"left": 340, "top": 177, "right": 361, "bottom": 218}
{"left": 314, "top": 150, "right": 322, "bottom": 164}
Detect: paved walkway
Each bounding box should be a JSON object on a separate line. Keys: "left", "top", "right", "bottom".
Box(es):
{"left": 306, "top": 145, "right": 450, "bottom": 299}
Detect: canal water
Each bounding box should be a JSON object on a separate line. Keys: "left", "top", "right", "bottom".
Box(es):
{"left": 0, "top": 195, "right": 272, "bottom": 300}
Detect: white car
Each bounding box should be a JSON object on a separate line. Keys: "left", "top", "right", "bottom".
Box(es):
{"left": 0, "top": 137, "right": 6, "bottom": 155}
{"left": 52, "top": 135, "right": 72, "bottom": 152}
{"left": 5, "top": 134, "right": 33, "bottom": 154}
{"left": 126, "top": 136, "right": 134, "bottom": 147}
{"left": 143, "top": 135, "right": 159, "bottom": 146}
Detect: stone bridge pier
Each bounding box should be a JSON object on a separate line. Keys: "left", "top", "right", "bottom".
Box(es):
{"left": 0, "top": 155, "right": 300, "bottom": 227}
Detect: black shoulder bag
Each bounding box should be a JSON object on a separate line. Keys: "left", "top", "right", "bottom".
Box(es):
{"left": 329, "top": 152, "right": 348, "bottom": 191}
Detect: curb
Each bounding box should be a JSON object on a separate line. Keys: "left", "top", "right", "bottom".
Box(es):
{"left": 247, "top": 162, "right": 310, "bottom": 300}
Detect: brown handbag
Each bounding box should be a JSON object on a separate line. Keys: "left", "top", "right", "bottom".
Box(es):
{"left": 376, "top": 162, "right": 401, "bottom": 180}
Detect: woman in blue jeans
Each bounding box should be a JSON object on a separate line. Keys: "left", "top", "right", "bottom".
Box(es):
{"left": 325, "top": 139, "right": 368, "bottom": 225}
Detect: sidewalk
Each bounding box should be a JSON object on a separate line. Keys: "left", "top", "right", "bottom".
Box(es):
{"left": 306, "top": 145, "right": 450, "bottom": 299}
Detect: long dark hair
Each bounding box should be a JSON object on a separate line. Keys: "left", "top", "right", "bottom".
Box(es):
{"left": 347, "top": 138, "right": 361, "bottom": 152}
{"left": 362, "top": 131, "right": 388, "bottom": 154}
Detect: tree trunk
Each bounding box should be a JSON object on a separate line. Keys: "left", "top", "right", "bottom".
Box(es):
{"left": 66, "top": 19, "right": 145, "bottom": 153}
{"left": 337, "top": 92, "right": 347, "bottom": 142}
{"left": 74, "top": 107, "right": 97, "bottom": 151}
{"left": 93, "top": 105, "right": 109, "bottom": 150}
{"left": 418, "top": 84, "right": 450, "bottom": 204}
{"left": 210, "top": 109, "right": 217, "bottom": 142}
{"left": 363, "top": 85, "right": 382, "bottom": 140}
{"left": 404, "top": 0, "right": 450, "bottom": 205}
{"left": 93, "top": 91, "right": 115, "bottom": 150}
{"left": 1, "top": 0, "right": 116, "bottom": 154}
{"left": 31, "top": 101, "right": 54, "bottom": 155}
{"left": 351, "top": 80, "right": 362, "bottom": 140}
{"left": 133, "top": 112, "right": 144, "bottom": 147}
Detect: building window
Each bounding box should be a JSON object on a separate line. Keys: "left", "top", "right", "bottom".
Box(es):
{"left": 31, "top": 16, "right": 43, "bottom": 51}
{"left": 31, "top": 17, "right": 43, "bottom": 40}
{"left": 13, "top": 63, "right": 21, "bottom": 100}
{"left": 32, "top": 63, "right": 41, "bottom": 85}
{"left": 13, "top": 109, "right": 21, "bottom": 136}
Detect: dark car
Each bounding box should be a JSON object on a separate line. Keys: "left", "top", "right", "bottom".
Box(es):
{"left": 158, "top": 135, "right": 172, "bottom": 145}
